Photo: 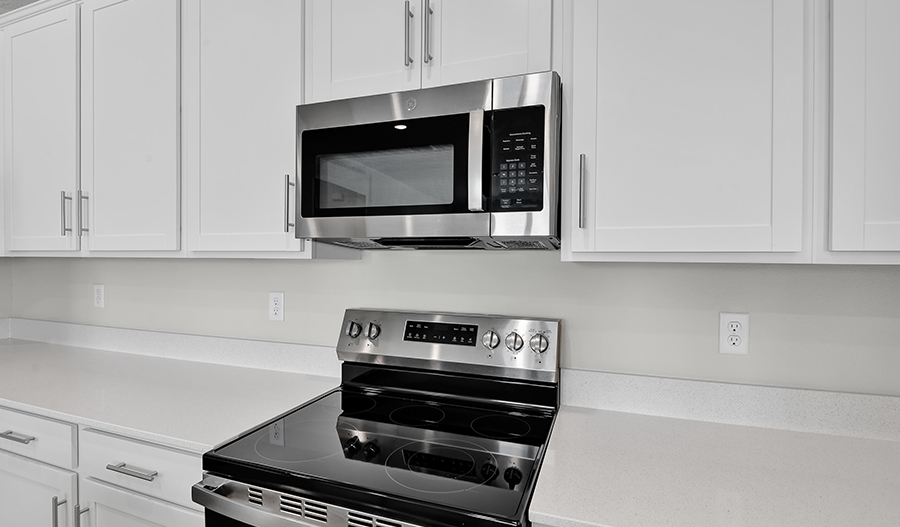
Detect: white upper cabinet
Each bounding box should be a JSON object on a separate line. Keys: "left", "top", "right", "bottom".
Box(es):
{"left": 81, "top": 0, "right": 181, "bottom": 252}
{"left": 305, "top": 0, "right": 551, "bottom": 103}
{"left": 183, "top": 0, "right": 312, "bottom": 255}
{"left": 2, "top": 4, "right": 79, "bottom": 252}
{"left": 830, "top": 0, "right": 900, "bottom": 257}
{"left": 563, "top": 0, "right": 810, "bottom": 262}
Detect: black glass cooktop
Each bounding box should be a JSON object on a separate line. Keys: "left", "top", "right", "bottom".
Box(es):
{"left": 207, "top": 387, "right": 555, "bottom": 521}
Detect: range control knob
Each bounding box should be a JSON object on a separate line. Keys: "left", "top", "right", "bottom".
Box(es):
{"left": 363, "top": 442, "right": 380, "bottom": 461}
{"left": 343, "top": 436, "right": 361, "bottom": 458}
{"left": 504, "top": 467, "right": 523, "bottom": 490}
{"left": 482, "top": 331, "right": 501, "bottom": 350}
{"left": 505, "top": 332, "right": 524, "bottom": 353}
{"left": 346, "top": 321, "right": 362, "bottom": 339}
{"left": 530, "top": 334, "right": 550, "bottom": 354}
{"left": 365, "top": 322, "right": 381, "bottom": 340}
{"left": 481, "top": 463, "right": 499, "bottom": 482}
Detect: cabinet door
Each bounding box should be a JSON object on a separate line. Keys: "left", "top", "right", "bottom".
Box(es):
{"left": 81, "top": 0, "right": 180, "bottom": 251}
{"left": 2, "top": 4, "right": 79, "bottom": 252}
{"left": 185, "top": 0, "right": 308, "bottom": 253}
{"left": 566, "top": 0, "right": 806, "bottom": 258}
{"left": 80, "top": 477, "right": 203, "bottom": 527}
{"left": 421, "top": 0, "right": 551, "bottom": 88}
{"left": 831, "top": 0, "right": 900, "bottom": 252}
{"left": 0, "top": 450, "right": 77, "bottom": 527}
{"left": 306, "top": 0, "right": 421, "bottom": 102}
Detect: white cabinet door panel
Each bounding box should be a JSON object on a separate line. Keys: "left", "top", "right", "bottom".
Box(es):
{"left": 307, "top": 0, "right": 421, "bottom": 103}
{"left": 186, "top": 0, "right": 308, "bottom": 253}
{"left": 81, "top": 0, "right": 180, "bottom": 251}
{"left": 81, "top": 477, "right": 203, "bottom": 527}
{"left": 0, "top": 450, "right": 77, "bottom": 527}
{"left": 570, "top": 0, "right": 805, "bottom": 255}
{"left": 3, "top": 4, "right": 79, "bottom": 252}
{"left": 832, "top": 0, "right": 900, "bottom": 252}
{"left": 421, "top": 0, "right": 551, "bottom": 88}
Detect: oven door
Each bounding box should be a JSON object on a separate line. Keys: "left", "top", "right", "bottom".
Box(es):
{"left": 296, "top": 82, "right": 493, "bottom": 243}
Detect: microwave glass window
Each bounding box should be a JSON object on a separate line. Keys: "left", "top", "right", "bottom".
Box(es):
{"left": 317, "top": 145, "right": 454, "bottom": 209}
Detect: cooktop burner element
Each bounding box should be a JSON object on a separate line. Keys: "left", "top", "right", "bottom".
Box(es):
{"left": 194, "top": 309, "right": 560, "bottom": 527}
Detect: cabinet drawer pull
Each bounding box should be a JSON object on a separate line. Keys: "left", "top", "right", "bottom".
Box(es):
{"left": 106, "top": 462, "right": 158, "bottom": 481}
{"left": 423, "top": 2, "right": 434, "bottom": 63}
{"left": 60, "top": 191, "right": 73, "bottom": 236}
{"left": 284, "top": 174, "right": 295, "bottom": 233}
{"left": 51, "top": 496, "right": 67, "bottom": 527}
{"left": 403, "top": 0, "right": 413, "bottom": 66}
{"left": 0, "top": 429, "right": 36, "bottom": 444}
{"left": 75, "top": 504, "right": 90, "bottom": 527}
{"left": 578, "top": 154, "right": 586, "bottom": 229}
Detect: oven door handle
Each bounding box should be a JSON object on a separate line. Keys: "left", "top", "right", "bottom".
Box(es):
{"left": 193, "top": 478, "right": 316, "bottom": 527}
{"left": 467, "top": 109, "right": 485, "bottom": 212}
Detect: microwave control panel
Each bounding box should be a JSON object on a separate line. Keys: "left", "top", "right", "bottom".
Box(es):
{"left": 490, "top": 105, "right": 545, "bottom": 212}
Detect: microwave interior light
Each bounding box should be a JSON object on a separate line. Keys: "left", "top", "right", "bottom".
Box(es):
{"left": 394, "top": 124, "right": 408, "bottom": 130}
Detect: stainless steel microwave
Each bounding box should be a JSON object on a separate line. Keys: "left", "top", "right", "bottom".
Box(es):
{"left": 295, "top": 72, "right": 561, "bottom": 250}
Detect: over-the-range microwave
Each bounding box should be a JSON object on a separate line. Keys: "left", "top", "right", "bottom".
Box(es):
{"left": 295, "top": 71, "right": 561, "bottom": 250}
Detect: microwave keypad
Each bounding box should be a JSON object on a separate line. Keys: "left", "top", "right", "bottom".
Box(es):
{"left": 491, "top": 106, "right": 544, "bottom": 212}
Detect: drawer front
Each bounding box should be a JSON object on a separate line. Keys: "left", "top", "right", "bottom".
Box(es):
{"left": 81, "top": 429, "right": 202, "bottom": 512}
{"left": 0, "top": 406, "right": 77, "bottom": 469}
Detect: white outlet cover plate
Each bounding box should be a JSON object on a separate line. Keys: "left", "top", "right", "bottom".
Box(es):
{"left": 719, "top": 312, "right": 749, "bottom": 355}
{"left": 94, "top": 284, "right": 104, "bottom": 308}
{"left": 269, "top": 292, "right": 284, "bottom": 321}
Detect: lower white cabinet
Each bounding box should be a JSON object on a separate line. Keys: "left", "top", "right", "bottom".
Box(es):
{"left": 0, "top": 449, "right": 78, "bottom": 527}
{"left": 80, "top": 477, "right": 203, "bottom": 527}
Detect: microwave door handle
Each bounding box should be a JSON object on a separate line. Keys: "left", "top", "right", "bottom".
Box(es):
{"left": 467, "top": 109, "right": 484, "bottom": 212}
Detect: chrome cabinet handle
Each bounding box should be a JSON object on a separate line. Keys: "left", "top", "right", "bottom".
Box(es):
{"left": 284, "top": 174, "right": 295, "bottom": 233}
{"left": 423, "top": 2, "right": 433, "bottom": 63}
{"left": 75, "top": 504, "right": 90, "bottom": 527}
{"left": 106, "top": 462, "right": 158, "bottom": 481}
{"left": 60, "top": 191, "right": 72, "bottom": 236}
{"left": 51, "top": 496, "right": 67, "bottom": 527}
{"left": 578, "top": 153, "right": 586, "bottom": 229}
{"left": 0, "top": 429, "right": 36, "bottom": 444}
{"left": 403, "top": 0, "right": 413, "bottom": 66}
{"left": 77, "top": 190, "right": 89, "bottom": 235}
{"left": 467, "top": 109, "right": 484, "bottom": 212}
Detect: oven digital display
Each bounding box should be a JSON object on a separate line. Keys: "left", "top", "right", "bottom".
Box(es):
{"left": 404, "top": 320, "right": 478, "bottom": 347}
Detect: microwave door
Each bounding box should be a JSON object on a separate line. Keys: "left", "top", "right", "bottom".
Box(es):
{"left": 298, "top": 112, "right": 490, "bottom": 241}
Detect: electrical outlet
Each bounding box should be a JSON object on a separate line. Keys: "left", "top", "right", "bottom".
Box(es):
{"left": 269, "top": 419, "right": 285, "bottom": 446}
{"left": 94, "top": 284, "right": 104, "bottom": 308}
{"left": 719, "top": 312, "right": 749, "bottom": 355}
{"left": 269, "top": 292, "right": 284, "bottom": 321}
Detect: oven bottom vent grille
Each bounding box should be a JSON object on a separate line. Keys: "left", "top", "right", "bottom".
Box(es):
{"left": 349, "top": 511, "right": 402, "bottom": 527}
{"left": 279, "top": 494, "right": 329, "bottom": 524}
{"left": 248, "top": 487, "right": 263, "bottom": 506}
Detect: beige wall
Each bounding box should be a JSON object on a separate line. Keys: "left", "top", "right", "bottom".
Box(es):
{"left": 0, "top": 258, "right": 10, "bottom": 318}
{"left": 10, "top": 253, "right": 900, "bottom": 396}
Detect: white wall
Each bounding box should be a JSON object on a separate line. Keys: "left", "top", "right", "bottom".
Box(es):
{"left": 0, "top": 258, "right": 11, "bottom": 319}
{"left": 10, "top": 254, "right": 900, "bottom": 397}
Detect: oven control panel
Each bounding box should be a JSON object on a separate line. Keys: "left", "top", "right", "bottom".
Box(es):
{"left": 337, "top": 309, "right": 560, "bottom": 383}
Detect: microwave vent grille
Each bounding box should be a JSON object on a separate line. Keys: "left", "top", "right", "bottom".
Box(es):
{"left": 502, "top": 240, "right": 552, "bottom": 250}
{"left": 332, "top": 240, "right": 386, "bottom": 249}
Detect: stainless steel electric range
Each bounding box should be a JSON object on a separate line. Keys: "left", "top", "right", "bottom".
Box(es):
{"left": 192, "top": 309, "right": 560, "bottom": 527}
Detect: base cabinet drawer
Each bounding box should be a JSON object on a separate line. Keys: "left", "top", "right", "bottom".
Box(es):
{"left": 0, "top": 449, "right": 78, "bottom": 527}
{"left": 80, "top": 477, "right": 203, "bottom": 527}
{"left": 0, "top": 406, "right": 77, "bottom": 469}
{"left": 80, "top": 429, "right": 202, "bottom": 512}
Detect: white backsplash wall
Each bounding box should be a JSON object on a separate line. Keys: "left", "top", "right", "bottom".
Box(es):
{"left": 0, "top": 258, "right": 11, "bottom": 319}
{"left": 10, "top": 253, "right": 900, "bottom": 397}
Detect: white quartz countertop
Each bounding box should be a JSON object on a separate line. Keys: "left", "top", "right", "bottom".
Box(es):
{"left": 0, "top": 338, "right": 339, "bottom": 453}
{"left": 529, "top": 406, "right": 900, "bottom": 527}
